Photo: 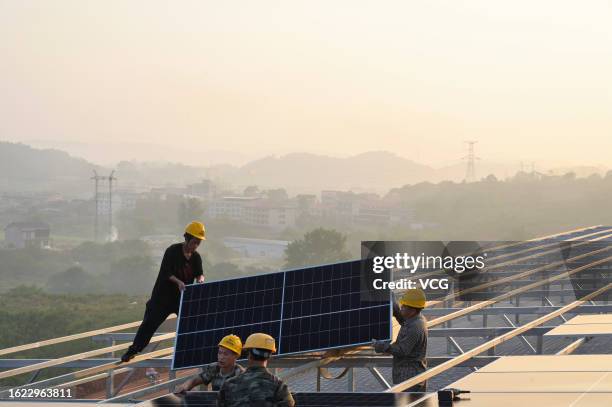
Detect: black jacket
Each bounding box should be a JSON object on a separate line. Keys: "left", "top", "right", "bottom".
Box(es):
{"left": 150, "top": 243, "right": 203, "bottom": 306}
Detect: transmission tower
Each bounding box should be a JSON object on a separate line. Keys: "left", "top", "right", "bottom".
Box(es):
{"left": 463, "top": 141, "right": 480, "bottom": 182}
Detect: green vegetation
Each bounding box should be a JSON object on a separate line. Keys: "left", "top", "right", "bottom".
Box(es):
{"left": 385, "top": 172, "right": 612, "bottom": 241}
{"left": 285, "top": 228, "right": 352, "bottom": 268}
{"left": 0, "top": 247, "right": 76, "bottom": 291}
{"left": 0, "top": 286, "right": 149, "bottom": 387}
{"left": 0, "top": 240, "right": 156, "bottom": 294}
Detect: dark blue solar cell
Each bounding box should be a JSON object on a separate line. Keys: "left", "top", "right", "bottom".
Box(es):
{"left": 279, "top": 306, "right": 390, "bottom": 354}
{"left": 174, "top": 321, "right": 282, "bottom": 368}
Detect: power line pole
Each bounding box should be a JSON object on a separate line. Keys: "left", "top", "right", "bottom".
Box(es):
{"left": 91, "top": 170, "right": 117, "bottom": 242}
{"left": 463, "top": 140, "right": 479, "bottom": 182}
{"left": 108, "top": 170, "right": 116, "bottom": 241}
{"left": 91, "top": 171, "right": 104, "bottom": 241}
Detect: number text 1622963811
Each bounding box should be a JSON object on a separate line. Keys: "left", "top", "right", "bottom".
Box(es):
{"left": 9, "top": 388, "right": 72, "bottom": 398}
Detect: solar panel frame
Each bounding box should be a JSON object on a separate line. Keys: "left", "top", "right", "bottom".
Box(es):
{"left": 172, "top": 260, "right": 392, "bottom": 370}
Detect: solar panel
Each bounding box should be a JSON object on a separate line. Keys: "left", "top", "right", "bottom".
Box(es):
{"left": 280, "top": 261, "right": 390, "bottom": 354}
{"left": 173, "top": 272, "right": 284, "bottom": 369}
{"left": 136, "top": 392, "right": 414, "bottom": 407}
{"left": 294, "top": 392, "right": 414, "bottom": 406}
{"left": 172, "top": 260, "right": 391, "bottom": 370}
{"left": 411, "top": 393, "right": 612, "bottom": 406}
{"left": 545, "top": 314, "right": 612, "bottom": 337}
{"left": 408, "top": 355, "right": 612, "bottom": 407}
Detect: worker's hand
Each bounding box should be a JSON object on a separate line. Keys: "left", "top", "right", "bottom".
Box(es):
{"left": 176, "top": 280, "right": 186, "bottom": 291}
{"left": 173, "top": 383, "right": 189, "bottom": 394}
{"left": 372, "top": 339, "right": 389, "bottom": 353}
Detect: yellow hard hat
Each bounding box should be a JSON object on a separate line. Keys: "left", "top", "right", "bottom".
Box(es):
{"left": 184, "top": 221, "right": 206, "bottom": 240}
{"left": 243, "top": 333, "right": 276, "bottom": 353}
{"left": 399, "top": 288, "right": 426, "bottom": 309}
{"left": 218, "top": 334, "right": 242, "bottom": 355}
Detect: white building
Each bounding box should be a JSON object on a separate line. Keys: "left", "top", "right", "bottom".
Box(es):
{"left": 242, "top": 201, "right": 297, "bottom": 229}
{"left": 208, "top": 196, "right": 260, "bottom": 221}
{"left": 223, "top": 237, "right": 289, "bottom": 259}
{"left": 187, "top": 180, "right": 216, "bottom": 201}
{"left": 4, "top": 221, "right": 50, "bottom": 249}
{"left": 208, "top": 197, "right": 297, "bottom": 229}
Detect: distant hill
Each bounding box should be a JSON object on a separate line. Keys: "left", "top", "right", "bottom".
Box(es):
{"left": 0, "top": 141, "right": 105, "bottom": 195}
{"left": 3, "top": 141, "right": 605, "bottom": 196}
{"left": 116, "top": 160, "right": 212, "bottom": 189}
{"left": 220, "top": 152, "right": 531, "bottom": 193}
{"left": 226, "top": 151, "right": 435, "bottom": 193}
{"left": 26, "top": 139, "right": 253, "bottom": 167}
{"left": 229, "top": 153, "right": 608, "bottom": 193}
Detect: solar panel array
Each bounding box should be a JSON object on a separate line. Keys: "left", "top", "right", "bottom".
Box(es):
{"left": 173, "top": 260, "right": 390, "bottom": 369}
{"left": 139, "top": 392, "right": 413, "bottom": 407}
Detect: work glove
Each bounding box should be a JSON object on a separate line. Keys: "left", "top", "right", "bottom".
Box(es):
{"left": 372, "top": 339, "right": 390, "bottom": 353}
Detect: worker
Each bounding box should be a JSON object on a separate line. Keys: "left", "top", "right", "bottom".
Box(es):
{"left": 373, "top": 288, "right": 428, "bottom": 392}
{"left": 120, "top": 221, "right": 206, "bottom": 363}
{"left": 174, "top": 335, "right": 245, "bottom": 393}
{"left": 217, "top": 333, "right": 295, "bottom": 407}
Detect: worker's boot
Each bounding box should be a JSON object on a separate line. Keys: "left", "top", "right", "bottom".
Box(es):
{"left": 120, "top": 346, "right": 138, "bottom": 363}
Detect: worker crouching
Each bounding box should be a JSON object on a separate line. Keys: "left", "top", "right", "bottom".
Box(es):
{"left": 217, "top": 333, "right": 295, "bottom": 407}
{"left": 174, "top": 334, "right": 245, "bottom": 393}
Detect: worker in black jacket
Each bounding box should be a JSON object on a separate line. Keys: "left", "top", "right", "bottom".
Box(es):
{"left": 120, "top": 221, "right": 206, "bottom": 362}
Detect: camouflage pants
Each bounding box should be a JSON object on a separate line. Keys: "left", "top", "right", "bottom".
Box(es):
{"left": 393, "top": 363, "right": 427, "bottom": 393}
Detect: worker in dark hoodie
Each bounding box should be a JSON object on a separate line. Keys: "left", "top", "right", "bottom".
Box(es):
{"left": 121, "top": 221, "right": 206, "bottom": 362}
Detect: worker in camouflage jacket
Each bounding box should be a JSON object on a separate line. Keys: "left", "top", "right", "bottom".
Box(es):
{"left": 175, "top": 334, "right": 244, "bottom": 393}
{"left": 217, "top": 333, "right": 295, "bottom": 407}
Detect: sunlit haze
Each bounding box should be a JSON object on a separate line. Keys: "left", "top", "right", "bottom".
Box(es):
{"left": 1, "top": 1, "right": 610, "bottom": 167}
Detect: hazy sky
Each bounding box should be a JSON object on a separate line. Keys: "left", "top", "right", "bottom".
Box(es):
{"left": 1, "top": 1, "right": 610, "bottom": 167}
